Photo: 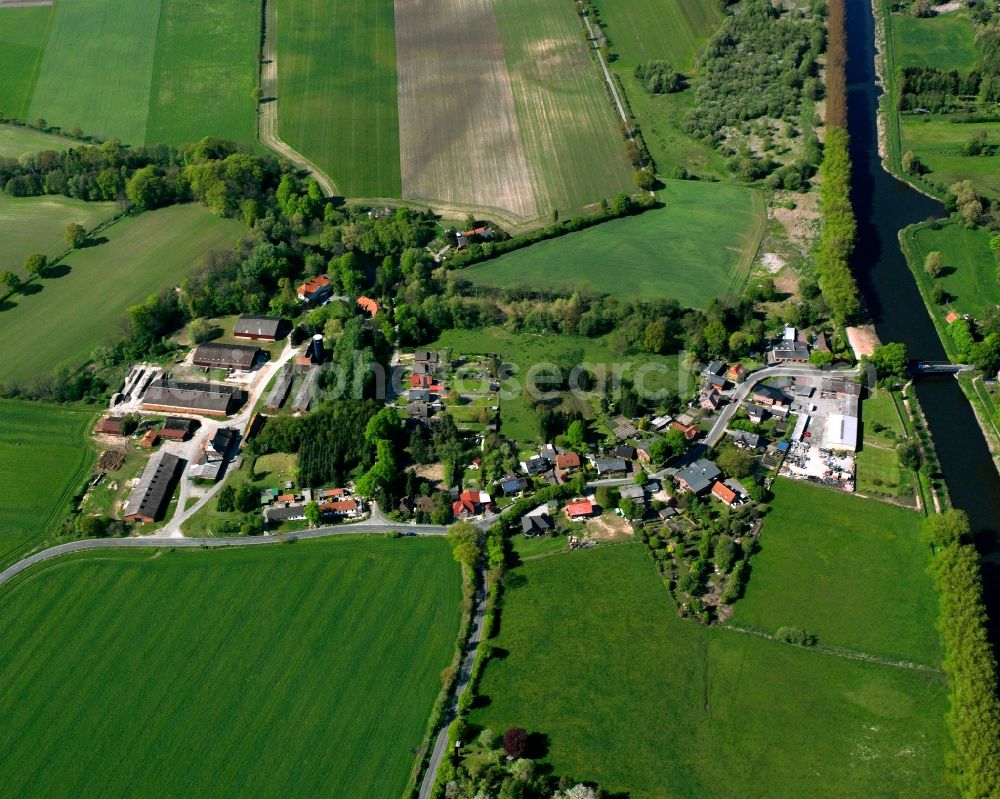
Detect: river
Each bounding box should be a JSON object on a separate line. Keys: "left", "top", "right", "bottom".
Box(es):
{"left": 845, "top": 0, "right": 1000, "bottom": 638}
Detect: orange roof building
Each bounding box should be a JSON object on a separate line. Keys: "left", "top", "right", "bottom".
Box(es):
{"left": 556, "top": 452, "right": 581, "bottom": 470}
{"left": 945, "top": 311, "right": 960, "bottom": 324}
{"left": 357, "top": 296, "right": 380, "bottom": 316}
{"left": 711, "top": 481, "right": 737, "bottom": 506}
{"left": 297, "top": 274, "right": 332, "bottom": 303}
{"left": 564, "top": 499, "right": 595, "bottom": 519}
{"left": 138, "top": 429, "right": 159, "bottom": 448}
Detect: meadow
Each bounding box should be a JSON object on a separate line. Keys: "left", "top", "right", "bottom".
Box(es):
{"left": 890, "top": 10, "right": 977, "bottom": 73}
{"left": 0, "top": 4, "right": 53, "bottom": 121}
{"left": 145, "top": 0, "right": 261, "bottom": 146}
{"left": 0, "top": 537, "right": 462, "bottom": 798}
{"left": 278, "top": 0, "right": 400, "bottom": 198}
{"left": 471, "top": 544, "right": 953, "bottom": 798}
{"left": 429, "top": 326, "right": 691, "bottom": 440}
{"left": 0, "top": 204, "right": 242, "bottom": 385}
{"left": 461, "top": 181, "right": 766, "bottom": 306}
{"left": 906, "top": 220, "right": 1000, "bottom": 317}
{"left": 901, "top": 116, "right": 1000, "bottom": 199}
{"left": 0, "top": 124, "right": 79, "bottom": 159}
{"left": 733, "top": 479, "right": 939, "bottom": 663}
{"left": 0, "top": 400, "right": 95, "bottom": 570}
{"left": 28, "top": 0, "right": 162, "bottom": 145}
{"left": 0, "top": 192, "right": 116, "bottom": 275}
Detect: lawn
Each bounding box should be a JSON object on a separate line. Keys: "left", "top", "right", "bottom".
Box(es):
{"left": 0, "top": 204, "right": 243, "bottom": 385}
{"left": 0, "top": 5, "right": 54, "bottom": 121}
{"left": 904, "top": 219, "right": 1000, "bottom": 317}
{"left": 901, "top": 116, "right": 1000, "bottom": 199}
{"left": 0, "top": 400, "right": 95, "bottom": 570}
{"left": 0, "top": 124, "right": 80, "bottom": 159}
{"left": 0, "top": 192, "right": 117, "bottom": 276}
{"left": 733, "top": 479, "right": 939, "bottom": 663}
{"left": 28, "top": 0, "right": 162, "bottom": 145}
{"left": 145, "top": 0, "right": 261, "bottom": 146}
{"left": 471, "top": 544, "right": 953, "bottom": 798}
{"left": 278, "top": 0, "right": 400, "bottom": 198}
{"left": 461, "top": 181, "right": 766, "bottom": 306}
{"left": 856, "top": 444, "right": 914, "bottom": 500}
{"left": 0, "top": 537, "right": 462, "bottom": 798}
{"left": 890, "top": 10, "right": 977, "bottom": 73}
{"left": 428, "top": 326, "right": 692, "bottom": 441}
{"left": 863, "top": 387, "right": 907, "bottom": 446}
{"left": 492, "top": 0, "right": 634, "bottom": 216}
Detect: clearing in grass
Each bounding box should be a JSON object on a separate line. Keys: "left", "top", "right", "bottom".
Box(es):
{"left": 0, "top": 4, "right": 54, "bottom": 121}
{"left": 0, "top": 204, "right": 243, "bottom": 385}
{"left": 733, "top": 478, "right": 939, "bottom": 663}
{"left": 890, "top": 10, "right": 977, "bottom": 73}
{"left": 461, "top": 181, "right": 766, "bottom": 307}
{"left": 470, "top": 544, "right": 953, "bottom": 798}
{"left": 0, "top": 399, "right": 95, "bottom": 570}
{"left": 28, "top": 0, "right": 162, "bottom": 145}
{"left": 278, "top": 0, "right": 400, "bottom": 198}
{"left": 145, "top": 0, "right": 261, "bottom": 146}
{"left": 0, "top": 192, "right": 116, "bottom": 276}
{"left": 0, "top": 537, "right": 461, "bottom": 798}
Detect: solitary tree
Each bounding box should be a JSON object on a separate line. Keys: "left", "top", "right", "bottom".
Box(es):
{"left": 502, "top": 726, "right": 528, "bottom": 759}
{"left": 64, "top": 222, "right": 87, "bottom": 249}
{"left": 24, "top": 253, "right": 47, "bottom": 278}
{"left": 924, "top": 250, "right": 942, "bottom": 278}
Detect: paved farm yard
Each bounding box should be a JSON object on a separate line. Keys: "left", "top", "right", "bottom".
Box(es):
{"left": 0, "top": 538, "right": 462, "bottom": 798}
{"left": 0, "top": 204, "right": 243, "bottom": 385}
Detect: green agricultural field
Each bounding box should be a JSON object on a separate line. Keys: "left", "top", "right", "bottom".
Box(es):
{"left": 492, "top": 0, "right": 634, "bottom": 216}
{"left": 0, "top": 124, "right": 80, "bottom": 159}
{"left": 0, "top": 400, "right": 95, "bottom": 570}
{"left": 28, "top": 0, "right": 162, "bottom": 145}
{"left": 856, "top": 443, "right": 914, "bottom": 499}
{"left": 145, "top": 0, "right": 262, "bottom": 146}
{"left": 906, "top": 220, "right": 1000, "bottom": 317}
{"left": 594, "top": 0, "right": 721, "bottom": 70}
{"left": 471, "top": 544, "right": 953, "bottom": 798}
{"left": 429, "top": 326, "right": 692, "bottom": 441}
{"left": 462, "top": 181, "right": 766, "bottom": 306}
{"left": 0, "top": 537, "right": 461, "bottom": 798}
{"left": 0, "top": 204, "right": 242, "bottom": 385}
{"left": 278, "top": 0, "right": 400, "bottom": 197}
{"left": 0, "top": 5, "right": 54, "bottom": 121}
{"left": 0, "top": 192, "right": 117, "bottom": 275}
{"left": 901, "top": 116, "right": 1000, "bottom": 199}
{"left": 863, "top": 387, "right": 907, "bottom": 446}
{"left": 891, "top": 11, "right": 977, "bottom": 73}
{"left": 733, "top": 479, "right": 939, "bottom": 663}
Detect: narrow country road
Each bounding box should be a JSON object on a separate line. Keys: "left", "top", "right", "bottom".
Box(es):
{"left": 0, "top": 521, "right": 448, "bottom": 590}
{"left": 258, "top": 0, "right": 337, "bottom": 196}
{"left": 418, "top": 576, "right": 488, "bottom": 799}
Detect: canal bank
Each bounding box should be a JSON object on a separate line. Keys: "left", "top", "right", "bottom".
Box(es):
{"left": 845, "top": 0, "right": 1000, "bottom": 638}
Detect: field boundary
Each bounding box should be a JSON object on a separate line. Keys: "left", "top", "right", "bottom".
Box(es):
{"left": 256, "top": 0, "right": 337, "bottom": 196}
{"left": 725, "top": 188, "right": 767, "bottom": 296}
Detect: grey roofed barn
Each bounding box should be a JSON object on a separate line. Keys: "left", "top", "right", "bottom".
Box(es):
{"left": 233, "top": 315, "right": 283, "bottom": 341}
{"left": 123, "top": 451, "right": 184, "bottom": 522}
{"left": 142, "top": 379, "right": 246, "bottom": 416}
{"left": 191, "top": 342, "right": 260, "bottom": 371}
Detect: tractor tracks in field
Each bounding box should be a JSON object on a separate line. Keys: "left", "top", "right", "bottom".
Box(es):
{"left": 256, "top": 0, "right": 338, "bottom": 197}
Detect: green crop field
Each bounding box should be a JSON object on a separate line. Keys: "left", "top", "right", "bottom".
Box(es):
{"left": 733, "top": 479, "right": 939, "bottom": 663}
{"left": 594, "top": 0, "right": 721, "bottom": 70}
{"left": 471, "top": 544, "right": 953, "bottom": 798}
{"left": 278, "top": 0, "right": 400, "bottom": 198}
{"left": 0, "top": 537, "right": 461, "bottom": 798}
{"left": 0, "top": 192, "right": 117, "bottom": 276}
{"left": 0, "top": 125, "right": 80, "bottom": 159}
{"left": 906, "top": 220, "right": 1000, "bottom": 317}
{"left": 145, "top": 0, "right": 261, "bottom": 146}
{"left": 461, "top": 181, "right": 766, "bottom": 306}
{"left": 0, "top": 204, "right": 242, "bottom": 385}
{"left": 901, "top": 117, "right": 1000, "bottom": 198}
{"left": 429, "top": 326, "right": 692, "bottom": 441}
{"left": 0, "top": 5, "right": 54, "bottom": 122}
{"left": 0, "top": 400, "right": 95, "bottom": 570}
{"left": 891, "top": 11, "right": 977, "bottom": 73}
{"left": 28, "top": 0, "right": 161, "bottom": 145}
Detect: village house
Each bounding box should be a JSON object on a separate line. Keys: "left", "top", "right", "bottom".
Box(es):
{"left": 711, "top": 480, "right": 740, "bottom": 507}
{"left": 768, "top": 330, "right": 810, "bottom": 364}
{"left": 671, "top": 420, "right": 700, "bottom": 441}
{"left": 453, "top": 490, "right": 492, "bottom": 519}
{"left": 594, "top": 457, "right": 628, "bottom": 476}
{"left": 619, "top": 483, "right": 645, "bottom": 502}
{"left": 746, "top": 403, "right": 766, "bottom": 425}
{"left": 356, "top": 296, "right": 380, "bottom": 317}
{"left": 635, "top": 440, "right": 656, "bottom": 463}
{"left": 233, "top": 315, "right": 284, "bottom": 342}
{"left": 521, "top": 512, "right": 552, "bottom": 536}
{"left": 705, "top": 373, "right": 727, "bottom": 390}
{"left": 729, "top": 429, "right": 761, "bottom": 450}
{"left": 555, "top": 452, "right": 581, "bottom": 471}
{"left": 700, "top": 390, "right": 722, "bottom": 411}
{"left": 563, "top": 499, "right": 595, "bottom": 520}
{"left": 500, "top": 475, "right": 529, "bottom": 496}
{"left": 650, "top": 414, "right": 672, "bottom": 432}
{"left": 703, "top": 360, "right": 726, "bottom": 378}
{"left": 726, "top": 363, "right": 748, "bottom": 384}
{"left": 674, "top": 459, "right": 722, "bottom": 495}
{"left": 752, "top": 384, "right": 790, "bottom": 407}
{"left": 320, "top": 499, "right": 361, "bottom": 518}
{"left": 521, "top": 455, "right": 549, "bottom": 476}
{"left": 265, "top": 505, "right": 307, "bottom": 524}
{"left": 615, "top": 444, "right": 637, "bottom": 460}
{"left": 297, "top": 274, "right": 333, "bottom": 303}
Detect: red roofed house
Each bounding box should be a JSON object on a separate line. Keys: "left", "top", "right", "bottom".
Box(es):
{"left": 410, "top": 373, "right": 433, "bottom": 389}
{"left": 320, "top": 499, "right": 360, "bottom": 517}
{"left": 711, "top": 481, "right": 737, "bottom": 506}
{"left": 357, "top": 296, "right": 380, "bottom": 316}
{"left": 945, "top": 310, "right": 960, "bottom": 324}
{"left": 726, "top": 363, "right": 748, "bottom": 384}
{"left": 320, "top": 487, "right": 346, "bottom": 499}
{"left": 672, "top": 421, "right": 700, "bottom": 441}
{"left": 277, "top": 493, "right": 296, "bottom": 503}
{"left": 556, "top": 452, "right": 581, "bottom": 470}
{"left": 564, "top": 499, "right": 595, "bottom": 519}
{"left": 297, "top": 274, "right": 332, "bottom": 303}
{"left": 453, "top": 490, "right": 492, "bottom": 519}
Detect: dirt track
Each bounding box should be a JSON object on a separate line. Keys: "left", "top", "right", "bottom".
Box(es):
{"left": 395, "top": 0, "right": 538, "bottom": 222}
